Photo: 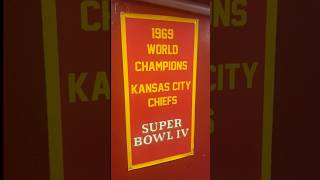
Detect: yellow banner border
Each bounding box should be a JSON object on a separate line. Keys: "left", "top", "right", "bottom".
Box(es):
{"left": 41, "top": 0, "right": 64, "bottom": 180}
{"left": 262, "top": 0, "right": 278, "bottom": 180}
{"left": 120, "top": 12, "right": 199, "bottom": 171}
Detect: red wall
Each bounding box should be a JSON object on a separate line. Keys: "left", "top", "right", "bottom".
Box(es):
{"left": 272, "top": 0, "right": 320, "bottom": 179}
{"left": 4, "top": 0, "right": 50, "bottom": 179}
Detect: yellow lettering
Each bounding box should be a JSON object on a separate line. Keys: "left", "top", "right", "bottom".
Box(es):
{"left": 148, "top": 96, "right": 178, "bottom": 107}
{"left": 211, "top": 62, "right": 258, "bottom": 91}
{"left": 101, "top": 0, "right": 110, "bottom": 31}
{"left": 213, "top": 0, "right": 231, "bottom": 27}
{"left": 212, "top": 0, "right": 248, "bottom": 27}
{"left": 91, "top": 72, "right": 110, "bottom": 101}
{"left": 146, "top": 44, "right": 178, "bottom": 55}
{"left": 81, "top": 1, "right": 101, "bottom": 31}
{"left": 225, "top": 63, "right": 241, "bottom": 90}
{"left": 68, "top": 73, "right": 89, "bottom": 103}
{"left": 242, "top": 62, "right": 258, "bottom": 88}
{"left": 231, "top": 0, "right": 247, "bottom": 26}
{"left": 152, "top": 28, "right": 174, "bottom": 39}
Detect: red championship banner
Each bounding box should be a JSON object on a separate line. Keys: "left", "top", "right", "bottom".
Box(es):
{"left": 120, "top": 13, "right": 199, "bottom": 170}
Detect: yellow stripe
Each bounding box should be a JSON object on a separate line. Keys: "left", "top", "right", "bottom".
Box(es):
{"left": 122, "top": 13, "right": 197, "bottom": 23}
{"left": 41, "top": 0, "right": 64, "bottom": 179}
{"left": 120, "top": 12, "right": 133, "bottom": 170}
{"left": 262, "top": 0, "right": 278, "bottom": 180}
{"left": 131, "top": 152, "right": 194, "bottom": 170}
{"left": 191, "top": 19, "right": 199, "bottom": 153}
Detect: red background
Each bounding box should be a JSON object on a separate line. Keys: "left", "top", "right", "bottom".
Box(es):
{"left": 55, "top": 0, "right": 111, "bottom": 179}
{"left": 211, "top": 1, "right": 266, "bottom": 180}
